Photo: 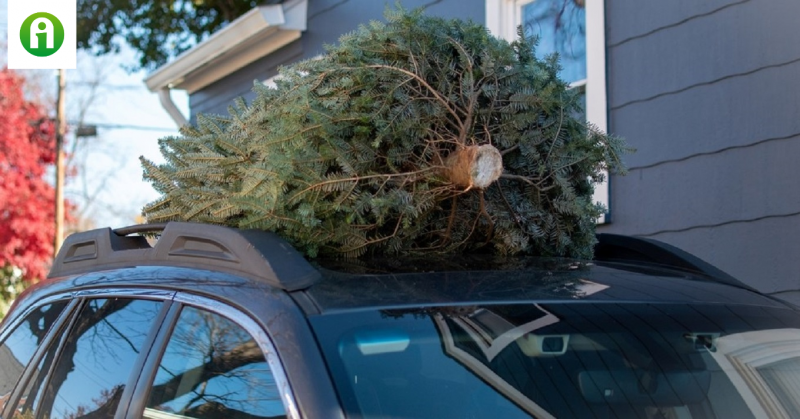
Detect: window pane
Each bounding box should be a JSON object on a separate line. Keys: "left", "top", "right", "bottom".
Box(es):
{"left": 0, "top": 301, "right": 68, "bottom": 411}
{"left": 15, "top": 298, "right": 162, "bottom": 418}
{"left": 310, "top": 304, "right": 800, "bottom": 418}
{"left": 522, "top": 0, "right": 586, "bottom": 84}
{"left": 145, "top": 306, "right": 286, "bottom": 419}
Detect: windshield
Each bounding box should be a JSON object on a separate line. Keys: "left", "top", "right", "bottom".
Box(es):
{"left": 310, "top": 303, "right": 800, "bottom": 418}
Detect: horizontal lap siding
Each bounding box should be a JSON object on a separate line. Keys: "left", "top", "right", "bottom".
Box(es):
{"left": 189, "top": 0, "right": 484, "bottom": 119}
{"left": 605, "top": 0, "right": 745, "bottom": 46}
{"left": 599, "top": 0, "right": 800, "bottom": 295}
{"left": 189, "top": 40, "right": 304, "bottom": 118}
{"left": 612, "top": 62, "right": 800, "bottom": 169}
{"left": 607, "top": 134, "right": 800, "bottom": 236}
{"left": 650, "top": 217, "right": 800, "bottom": 297}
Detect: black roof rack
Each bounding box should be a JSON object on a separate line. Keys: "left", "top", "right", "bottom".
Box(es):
{"left": 593, "top": 233, "right": 754, "bottom": 291}
{"left": 50, "top": 223, "right": 752, "bottom": 292}
{"left": 49, "top": 222, "right": 321, "bottom": 291}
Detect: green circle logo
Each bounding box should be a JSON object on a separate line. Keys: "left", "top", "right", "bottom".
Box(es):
{"left": 19, "top": 12, "right": 65, "bottom": 57}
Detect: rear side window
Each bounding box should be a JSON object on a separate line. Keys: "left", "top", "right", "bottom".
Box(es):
{"left": 145, "top": 305, "right": 287, "bottom": 419}
{"left": 0, "top": 301, "right": 68, "bottom": 411}
{"left": 14, "top": 298, "right": 163, "bottom": 418}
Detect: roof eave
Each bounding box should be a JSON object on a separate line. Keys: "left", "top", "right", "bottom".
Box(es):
{"left": 144, "top": 0, "right": 307, "bottom": 94}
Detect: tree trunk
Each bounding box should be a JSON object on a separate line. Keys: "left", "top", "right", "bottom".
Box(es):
{"left": 444, "top": 144, "right": 503, "bottom": 190}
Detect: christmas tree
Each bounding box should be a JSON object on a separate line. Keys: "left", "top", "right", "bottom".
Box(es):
{"left": 141, "top": 8, "right": 629, "bottom": 259}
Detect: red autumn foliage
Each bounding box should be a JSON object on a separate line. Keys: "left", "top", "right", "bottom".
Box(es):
{"left": 0, "top": 68, "right": 61, "bottom": 281}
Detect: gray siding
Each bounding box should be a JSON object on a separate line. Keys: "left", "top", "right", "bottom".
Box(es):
{"left": 599, "top": 0, "right": 800, "bottom": 295}
{"left": 605, "top": 0, "right": 745, "bottom": 47}
{"left": 650, "top": 216, "right": 800, "bottom": 301}
{"left": 190, "top": 0, "right": 485, "bottom": 118}
{"left": 189, "top": 40, "right": 304, "bottom": 119}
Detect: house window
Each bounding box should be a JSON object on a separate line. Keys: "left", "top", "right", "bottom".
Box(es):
{"left": 520, "top": 0, "right": 587, "bottom": 86}
{"left": 487, "top": 0, "right": 609, "bottom": 222}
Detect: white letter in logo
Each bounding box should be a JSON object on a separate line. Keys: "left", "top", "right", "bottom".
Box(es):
{"left": 30, "top": 17, "right": 54, "bottom": 49}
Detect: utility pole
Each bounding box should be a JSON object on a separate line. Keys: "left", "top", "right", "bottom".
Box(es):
{"left": 54, "top": 69, "right": 66, "bottom": 256}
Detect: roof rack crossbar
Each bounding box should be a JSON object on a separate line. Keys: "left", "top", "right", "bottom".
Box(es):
{"left": 593, "top": 233, "right": 754, "bottom": 291}
{"left": 49, "top": 222, "right": 320, "bottom": 291}
{"left": 112, "top": 223, "right": 169, "bottom": 237}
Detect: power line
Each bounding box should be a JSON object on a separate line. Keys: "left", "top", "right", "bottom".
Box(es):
{"left": 69, "top": 121, "right": 178, "bottom": 132}
{"left": 95, "top": 122, "right": 177, "bottom": 132}
{"left": 71, "top": 81, "right": 147, "bottom": 90}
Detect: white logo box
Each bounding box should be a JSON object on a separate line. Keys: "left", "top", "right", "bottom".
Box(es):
{"left": 7, "top": 0, "right": 77, "bottom": 69}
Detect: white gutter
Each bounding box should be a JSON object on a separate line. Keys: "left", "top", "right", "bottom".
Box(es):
{"left": 157, "top": 88, "right": 189, "bottom": 127}
{"left": 145, "top": 0, "right": 307, "bottom": 127}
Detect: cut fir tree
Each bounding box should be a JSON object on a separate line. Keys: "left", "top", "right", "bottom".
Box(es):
{"left": 141, "top": 7, "right": 630, "bottom": 259}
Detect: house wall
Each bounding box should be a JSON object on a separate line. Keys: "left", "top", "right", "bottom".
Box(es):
{"left": 598, "top": 0, "right": 800, "bottom": 302}
{"left": 186, "top": 0, "right": 800, "bottom": 301}
{"left": 189, "top": 0, "right": 485, "bottom": 118}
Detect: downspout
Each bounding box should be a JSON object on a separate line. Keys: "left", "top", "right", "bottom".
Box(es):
{"left": 158, "top": 88, "right": 189, "bottom": 128}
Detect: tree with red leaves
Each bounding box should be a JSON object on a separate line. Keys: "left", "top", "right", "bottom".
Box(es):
{"left": 0, "top": 68, "right": 61, "bottom": 283}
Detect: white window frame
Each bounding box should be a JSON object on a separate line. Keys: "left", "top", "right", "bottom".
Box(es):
{"left": 486, "top": 0, "right": 609, "bottom": 223}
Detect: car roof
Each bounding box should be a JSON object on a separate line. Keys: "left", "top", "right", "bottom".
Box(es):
{"left": 301, "top": 258, "right": 786, "bottom": 314}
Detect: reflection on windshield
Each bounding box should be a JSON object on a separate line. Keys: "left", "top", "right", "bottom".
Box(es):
{"left": 710, "top": 329, "right": 800, "bottom": 417}
{"left": 311, "top": 303, "right": 800, "bottom": 418}
{"left": 433, "top": 305, "right": 564, "bottom": 419}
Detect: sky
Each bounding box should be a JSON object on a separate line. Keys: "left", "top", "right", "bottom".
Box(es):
{"left": 1, "top": 0, "right": 190, "bottom": 229}
{"left": 55, "top": 49, "right": 190, "bottom": 229}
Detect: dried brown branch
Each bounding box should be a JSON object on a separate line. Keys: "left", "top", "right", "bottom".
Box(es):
{"left": 359, "top": 64, "right": 465, "bottom": 133}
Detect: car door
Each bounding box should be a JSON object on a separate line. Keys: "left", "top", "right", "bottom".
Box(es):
{"left": 0, "top": 289, "right": 174, "bottom": 419}
{"left": 0, "top": 296, "right": 73, "bottom": 415}
{"left": 122, "top": 292, "right": 298, "bottom": 419}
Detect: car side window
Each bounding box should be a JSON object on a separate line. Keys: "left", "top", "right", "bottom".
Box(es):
{"left": 0, "top": 301, "right": 68, "bottom": 411}
{"left": 145, "top": 305, "right": 287, "bottom": 419}
{"left": 14, "top": 298, "right": 163, "bottom": 418}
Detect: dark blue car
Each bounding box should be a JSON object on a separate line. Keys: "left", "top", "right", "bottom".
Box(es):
{"left": 1, "top": 222, "right": 798, "bottom": 418}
